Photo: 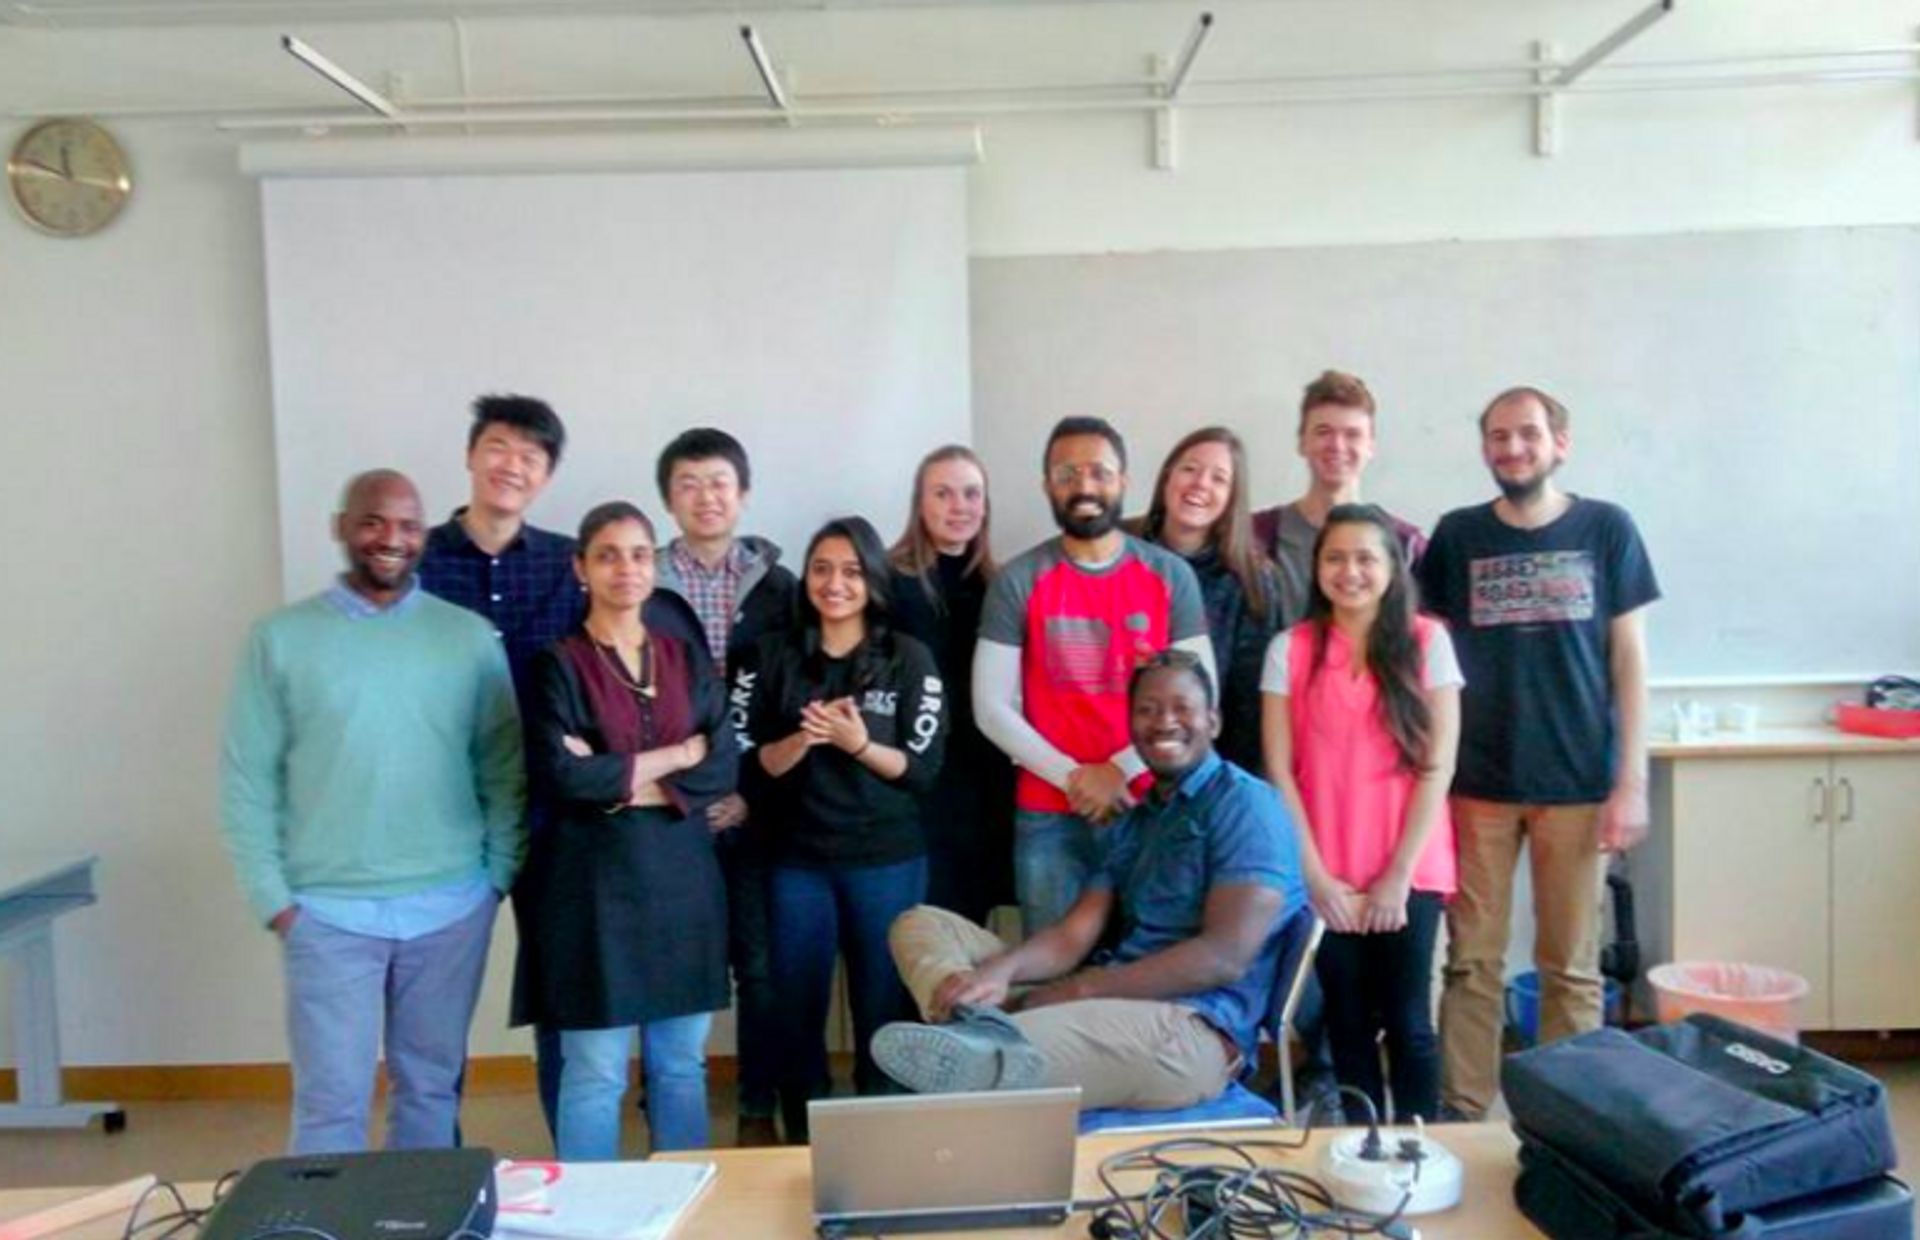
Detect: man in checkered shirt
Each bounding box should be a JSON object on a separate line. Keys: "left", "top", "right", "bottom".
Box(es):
{"left": 416, "top": 393, "right": 581, "bottom": 1139}
{"left": 651, "top": 427, "right": 798, "bottom": 1147}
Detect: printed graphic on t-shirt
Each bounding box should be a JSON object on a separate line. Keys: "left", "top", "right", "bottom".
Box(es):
{"left": 1468, "top": 551, "right": 1596, "bottom": 627}
{"left": 1042, "top": 615, "right": 1132, "bottom": 694}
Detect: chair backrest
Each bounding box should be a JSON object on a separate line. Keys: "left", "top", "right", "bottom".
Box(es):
{"left": 1265, "top": 906, "right": 1326, "bottom": 1040}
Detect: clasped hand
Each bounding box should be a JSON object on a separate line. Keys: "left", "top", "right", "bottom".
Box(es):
{"left": 800, "top": 697, "right": 869, "bottom": 753}
{"left": 1065, "top": 762, "right": 1135, "bottom": 825}
{"left": 1310, "top": 867, "right": 1410, "bottom": 934}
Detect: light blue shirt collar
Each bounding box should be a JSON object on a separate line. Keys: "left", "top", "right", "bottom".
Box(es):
{"left": 325, "top": 576, "right": 422, "bottom": 619}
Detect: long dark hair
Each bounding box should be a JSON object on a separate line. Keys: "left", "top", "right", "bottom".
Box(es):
{"left": 1138, "top": 426, "right": 1277, "bottom": 623}
{"left": 887, "top": 445, "right": 997, "bottom": 610}
{"left": 1305, "top": 504, "right": 1431, "bottom": 772}
{"left": 800, "top": 516, "right": 895, "bottom": 690}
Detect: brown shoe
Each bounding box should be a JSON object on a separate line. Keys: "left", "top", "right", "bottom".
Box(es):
{"left": 736, "top": 1114, "right": 781, "bottom": 1147}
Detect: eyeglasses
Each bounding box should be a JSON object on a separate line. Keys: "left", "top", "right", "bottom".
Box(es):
{"left": 1049, "top": 462, "right": 1120, "bottom": 487}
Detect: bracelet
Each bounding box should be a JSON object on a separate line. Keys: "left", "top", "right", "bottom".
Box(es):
{"left": 852, "top": 739, "right": 873, "bottom": 760}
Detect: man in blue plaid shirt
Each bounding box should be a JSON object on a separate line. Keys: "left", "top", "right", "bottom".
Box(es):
{"left": 417, "top": 393, "right": 582, "bottom": 1138}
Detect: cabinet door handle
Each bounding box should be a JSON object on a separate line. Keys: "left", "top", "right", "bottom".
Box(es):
{"left": 1837, "top": 776, "right": 1855, "bottom": 824}
{"left": 1810, "top": 777, "right": 1829, "bottom": 824}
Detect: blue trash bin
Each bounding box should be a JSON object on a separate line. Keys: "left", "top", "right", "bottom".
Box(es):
{"left": 1505, "top": 970, "right": 1624, "bottom": 1046}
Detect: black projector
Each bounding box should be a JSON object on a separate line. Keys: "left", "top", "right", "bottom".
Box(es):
{"left": 202, "top": 1148, "right": 496, "bottom": 1240}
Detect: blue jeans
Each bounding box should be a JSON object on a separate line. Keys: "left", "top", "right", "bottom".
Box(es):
{"left": 769, "top": 857, "right": 927, "bottom": 1100}
{"left": 555, "top": 1013, "right": 714, "bottom": 1159}
{"left": 1013, "top": 810, "right": 1099, "bottom": 935}
{"left": 282, "top": 899, "right": 494, "bottom": 1155}
{"left": 533, "top": 1025, "right": 563, "bottom": 1141}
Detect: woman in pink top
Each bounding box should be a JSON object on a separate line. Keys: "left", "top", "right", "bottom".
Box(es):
{"left": 1260, "top": 503, "right": 1461, "bottom": 1122}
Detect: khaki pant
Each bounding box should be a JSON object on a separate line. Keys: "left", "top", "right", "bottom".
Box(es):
{"left": 1438, "top": 798, "right": 1605, "bottom": 1119}
{"left": 888, "top": 905, "right": 1235, "bottom": 1110}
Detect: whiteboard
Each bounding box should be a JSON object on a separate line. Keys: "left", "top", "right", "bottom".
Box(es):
{"left": 260, "top": 165, "right": 970, "bottom": 598}
{"left": 970, "top": 227, "right": 1920, "bottom": 680}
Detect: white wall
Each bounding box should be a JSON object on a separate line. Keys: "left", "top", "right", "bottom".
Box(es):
{"left": 4, "top": 0, "right": 1918, "bottom": 1066}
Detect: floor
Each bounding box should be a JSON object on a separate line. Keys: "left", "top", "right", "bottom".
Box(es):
{"left": 4, "top": 1062, "right": 1919, "bottom": 1192}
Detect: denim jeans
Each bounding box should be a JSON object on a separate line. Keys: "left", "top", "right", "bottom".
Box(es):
{"left": 769, "top": 856, "right": 927, "bottom": 1101}
{"left": 282, "top": 899, "right": 494, "bottom": 1155}
{"left": 555, "top": 1013, "right": 714, "bottom": 1160}
{"left": 1013, "top": 810, "right": 1099, "bottom": 935}
{"left": 533, "top": 1025, "right": 562, "bottom": 1141}
{"left": 1315, "top": 891, "right": 1445, "bottom": 1123}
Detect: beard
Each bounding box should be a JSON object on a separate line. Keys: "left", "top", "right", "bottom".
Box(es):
{"left": 1052, "top": 494, "right": 1120, "bottom": 540}
{"left": 1493, "top": 459, "right": 1560, "bottom": 506}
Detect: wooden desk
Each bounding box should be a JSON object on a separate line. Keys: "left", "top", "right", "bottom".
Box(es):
{"left": 658, "top": 1123, "right": 1541, "bottom": 1238}
{"left": 0, "top": 1124, "right": 1542, "bottom": 1239}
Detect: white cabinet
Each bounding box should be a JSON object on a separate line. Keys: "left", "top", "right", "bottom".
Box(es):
{"left": 1662, "top": 748, "right": 1920, "bottom": 1032}
{"left": 1828, "top": 755, "right": 1920, "bottom": 1029}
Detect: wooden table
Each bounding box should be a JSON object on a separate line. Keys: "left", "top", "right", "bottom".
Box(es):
{"left": 0, "top": 1123, "right": 1542, "bottom": 1239}
{"left": 656, "top": 1122, "right": 1542, "bottom": 1238}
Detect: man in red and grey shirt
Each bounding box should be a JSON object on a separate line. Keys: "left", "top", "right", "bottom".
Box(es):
{"left": 975, "top": 416, "right": 1214, "bottom": 935}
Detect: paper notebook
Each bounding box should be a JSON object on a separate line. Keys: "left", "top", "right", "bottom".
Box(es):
{"left": 494, "top": 1159, "right": 717, "bottom": 1240}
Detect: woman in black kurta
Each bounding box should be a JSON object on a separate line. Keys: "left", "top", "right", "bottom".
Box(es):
{"left": 509, "top": 502, "right": 736, "bottom": 1160}
{"left": 886, "top": 444, "right": 1015, "bottom": 923}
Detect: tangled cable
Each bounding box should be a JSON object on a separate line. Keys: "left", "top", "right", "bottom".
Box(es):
{"left": 1080, "top": 1089, "right": 1418, "bottom": 1239}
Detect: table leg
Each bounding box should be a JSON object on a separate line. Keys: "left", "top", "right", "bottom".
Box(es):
{"left": 0, "top": 923, "right": 122, "bottom": 1130}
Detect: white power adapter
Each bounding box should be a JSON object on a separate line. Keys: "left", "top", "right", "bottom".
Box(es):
{"left": 1320, "top": 1119, "right": 1464, "bottom": 1217}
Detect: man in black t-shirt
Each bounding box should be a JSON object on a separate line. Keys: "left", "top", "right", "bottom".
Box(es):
{"left": 1416, "top": 386, "right": 1659, "bottom": 1121}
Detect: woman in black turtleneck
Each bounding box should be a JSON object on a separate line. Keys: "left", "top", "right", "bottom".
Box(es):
{"left": 887, "top": 445, "right": 1015, "bottom": 925}
{"left": 1131, "top": 426, "right": 1286, "bottom": 777}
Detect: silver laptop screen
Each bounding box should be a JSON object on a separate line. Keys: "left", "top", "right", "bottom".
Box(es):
{"left": 810, "top": 1088, "right": 1080, "bottom": 1219}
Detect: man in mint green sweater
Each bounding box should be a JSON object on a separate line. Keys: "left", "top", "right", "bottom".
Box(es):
{"left": 221, "top": 470, "right": 526, "bottom": 1154}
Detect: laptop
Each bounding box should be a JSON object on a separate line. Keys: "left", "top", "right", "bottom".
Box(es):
{"left": 809, "top": 1088, "right": 1081, "bottom": 1235}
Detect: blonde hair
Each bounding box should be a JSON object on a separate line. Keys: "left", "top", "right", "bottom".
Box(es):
{"left": 887, "top": 445, "right": 997, "bottom": 608}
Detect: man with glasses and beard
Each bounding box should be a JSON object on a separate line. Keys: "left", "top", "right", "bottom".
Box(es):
{"left": 975, "top": 417, "right": 1213, "bottom": 935}
{"left": 1416, "top": 387, "right": 1658, "bottom": 1121}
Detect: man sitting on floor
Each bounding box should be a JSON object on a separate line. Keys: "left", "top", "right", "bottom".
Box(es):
{"left": 872, "top": 649, "right": 1305, "bottom": 1110}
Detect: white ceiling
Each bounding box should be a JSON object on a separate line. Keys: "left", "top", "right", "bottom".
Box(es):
{"left": 0, "top": 0, "right": 1181, "bottom": 26}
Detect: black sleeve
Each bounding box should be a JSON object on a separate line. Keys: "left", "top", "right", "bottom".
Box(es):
{"left": 663, "top": 637, "right": 739, "bottom": 808}
{"left": 1414, "top": 515, "right": 1456, "bottom": 619}
{"left": 1603, "top": 505, "right": 1662, "bottom": 617}
{"left": 890, "top": 637, "right": 947, "bottom": 793}
{"left": 527, "top": 647, "right": 632, "bottom": 809}
{"left": 731, "top": 636, "right": 787, "bottom": 805}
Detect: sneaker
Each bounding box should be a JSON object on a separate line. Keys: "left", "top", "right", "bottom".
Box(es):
{"left": 870, "top": 1005, "right": 1047, "bottom": 1094}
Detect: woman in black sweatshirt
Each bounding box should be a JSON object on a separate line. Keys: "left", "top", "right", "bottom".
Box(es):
{"left": 733, "top": 516, "right": 947, "bottom": 1133}
{"left": 886, "top": 445, "right": 1015, "bottom": 925}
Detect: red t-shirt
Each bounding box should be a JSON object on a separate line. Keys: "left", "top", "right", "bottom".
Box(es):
{"left": 980, "top": 537, "right": 1209, "bottom": 813}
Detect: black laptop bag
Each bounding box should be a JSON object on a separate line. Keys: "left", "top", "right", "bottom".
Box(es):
{"left": 1514, "top": 1136, "right": 1912, "bottom": 1240}
{"left": 1501, "top": 1014, "right": 1899, "bottom": 1237}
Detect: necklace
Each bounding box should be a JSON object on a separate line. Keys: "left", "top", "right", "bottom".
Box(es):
{"left": 587, "top": 626, "right": 655, "bottom": 699}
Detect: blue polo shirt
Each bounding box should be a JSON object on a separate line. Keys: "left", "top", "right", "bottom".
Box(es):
{"left": 1089, "top": 752, "right": 1304, "bottom": 1059}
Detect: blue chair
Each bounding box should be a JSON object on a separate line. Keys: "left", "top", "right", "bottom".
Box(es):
{"left": 1077, "top": 907, "right": 1324, "bottom": 1134}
